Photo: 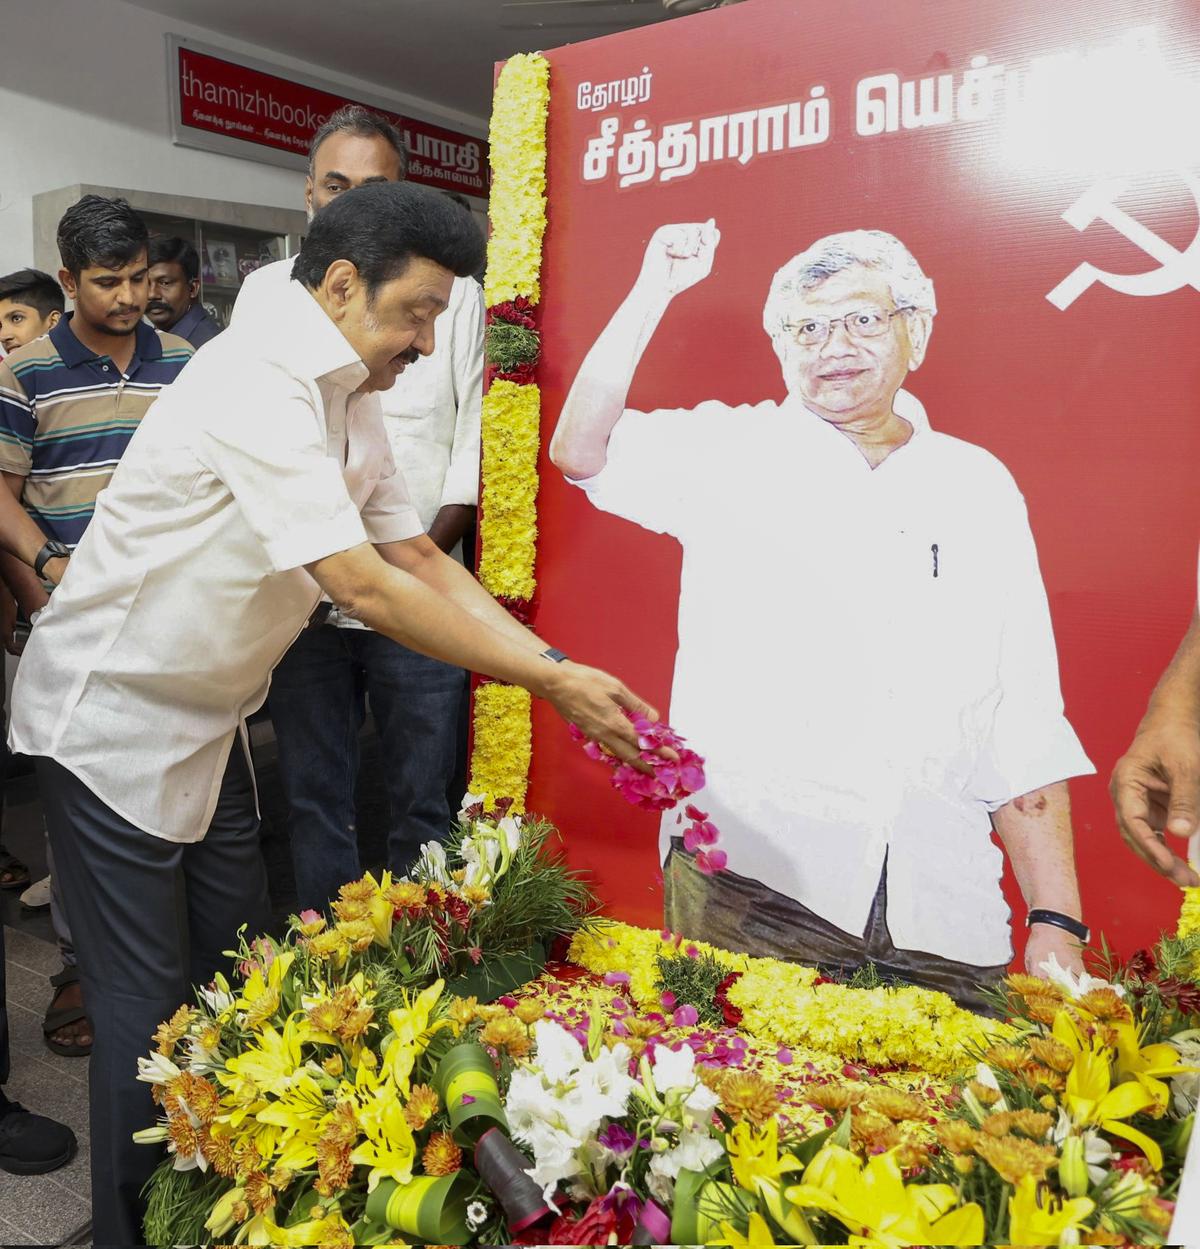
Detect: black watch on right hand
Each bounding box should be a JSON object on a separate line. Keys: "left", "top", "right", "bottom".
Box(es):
{"left": 33, "top": 540, "right": 70, "bottom": 580}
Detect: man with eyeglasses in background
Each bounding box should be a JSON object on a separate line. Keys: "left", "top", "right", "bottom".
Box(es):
{"left": 550, "top": 224, "right": 1094, "bottom": 1010}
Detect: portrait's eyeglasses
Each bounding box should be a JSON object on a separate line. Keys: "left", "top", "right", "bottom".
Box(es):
{"left": 783, "top": 305, "right": 914, "bottom": 347}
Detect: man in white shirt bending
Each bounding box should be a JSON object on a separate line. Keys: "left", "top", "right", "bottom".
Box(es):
{"left": 550, "top": 222, "right": 1094, "bottom": 1006}
{"left": 11, "top": 183, "right": 655, "bottom": 1246}
{"left": 233, "top": 104, "right": 485, "bottom": 908}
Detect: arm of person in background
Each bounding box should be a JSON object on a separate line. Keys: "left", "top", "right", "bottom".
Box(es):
{"left": 0, "top": 472, "right": 67, "bottom": 617}
{"left": 308, "top": 537, "right": 656, "bottom": 764}
{"left": 1111, "top": 610, "right": 1200, "bottom": 887}
{"left": 992, "top": 781, "right": 1085, "bottom": 974}
{"left": 428, "top": 278, "right": 484, "bottom": 555}
{"left": 549, "top": 219, "right": 720, "bottom": 480}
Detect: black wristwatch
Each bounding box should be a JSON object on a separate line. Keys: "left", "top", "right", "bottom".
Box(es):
{"left": 1026, "top": 908, "right": 1090, "bottom": 945}
{"left": 33, "top": 540, "right": 70, "bottom": 579}
{"left": 540, "top": 647, "right": 569, "bottom": 663}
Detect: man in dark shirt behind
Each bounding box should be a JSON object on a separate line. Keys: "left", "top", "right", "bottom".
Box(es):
{"left": 145, "top": 236, "right": 222, "bottom": 348}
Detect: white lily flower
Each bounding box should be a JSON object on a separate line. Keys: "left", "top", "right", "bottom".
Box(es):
{"left": 136, "top": 1052, "right": 182, "bottom": 1086}
{"left": 532, "top": 1020, "right": 586, "bottom": 1083}
{"left": 1038, "top": 952, "right": 1125, "bottom": 1000}
{"left": 649, "top": 1128, "right": 724, "bottom": 1182}
{"left": 497, "top": 814, "right": 523, "bottom": 854}
{"left": 458, "top": 791, "right": 487, "bottom": 820}
{"left": 197, "top": 984, "right": 234, "bottom": 1013}
{"left": 651, "top": 1042, "right": 697, "bottom": 1092}
{"left": 415, "top": 840, "right": 450, "bottom": 884}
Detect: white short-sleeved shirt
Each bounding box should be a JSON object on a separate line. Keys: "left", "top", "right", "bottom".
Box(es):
{"left": 235, "top": 259, "right": 484, "bottom": 621}
{"left": 572, "top": 389, "right": 1094, "bottom": 966}
{"left": 10, "top": 280, "right": 423, "bottom": 843}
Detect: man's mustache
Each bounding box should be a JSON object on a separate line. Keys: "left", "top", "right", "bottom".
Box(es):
{"left": 145, "top": 302, "right": 171, "bottom": 313}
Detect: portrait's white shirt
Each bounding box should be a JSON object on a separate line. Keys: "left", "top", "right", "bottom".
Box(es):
{"left": 10, "top": 280, "right": 422, "bottom": 843}
{"left": 235, "top": 259, "right": 484, "bottom": 623}
{"left": 572, "top": 389, "right": 1094, "bottom": 966}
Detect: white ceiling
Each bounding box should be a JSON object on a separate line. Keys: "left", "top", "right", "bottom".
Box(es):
{"left": 124, "top": 0, "right": 677, "bottom": 121}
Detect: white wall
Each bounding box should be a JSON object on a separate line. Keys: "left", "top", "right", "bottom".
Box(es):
{"left": 0, "top": 0, "right": 488, "bottom": 277}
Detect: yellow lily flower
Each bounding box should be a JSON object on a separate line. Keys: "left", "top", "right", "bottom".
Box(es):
{"left": 1064, "top": 1045, "right": 1163, "bottom": 1170}
{"left": 383, "top": 979, "right": 449, "bottom": 1096}
{"left": 349, "top": 1082, "right": 416, "bottom": 1191}
{"left": 219, "top": 1015, "right": 307, "bottom": 1099}
{"left": 786, "top": 1144, "right": 984, "bottom": 1247}
{"left": 716, "top": 1211, "right": 778, "bottom": 1247}
{"left": 255, "top": 1072, "right": 330, "bottom": 1171}
{"left": 1007, "top": 1173, "right": 1095, "bottom": 1245}
{"left": 1112, "top": 1020, "right": 1193, "bottom": 1113}
{"left": 244, "top": 1211, "right": 355, "bottom": 1248}
{"left": 726, "top": 1119, "right": 814, "bottom": 1243}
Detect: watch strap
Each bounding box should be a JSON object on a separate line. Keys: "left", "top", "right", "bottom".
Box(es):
{"left": 540, "top": 647, "right": 569, "bottom": 663}
{"left": 1026, "top": 908, "right": 1090, "bottom": 944}
{"left": 34, "top": 541, "right": 69, "bottom": 579}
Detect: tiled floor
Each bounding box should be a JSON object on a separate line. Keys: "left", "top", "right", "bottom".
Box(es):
{"left": 2, "top": 772, "right": 91, "bottom": 1248}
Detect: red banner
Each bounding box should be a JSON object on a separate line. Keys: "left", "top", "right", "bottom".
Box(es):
{"left": 176, "top": 45, "right": 487, "bottom": 197}
{"left": 528, "top": 0, "right": 1200, "bottom": 968}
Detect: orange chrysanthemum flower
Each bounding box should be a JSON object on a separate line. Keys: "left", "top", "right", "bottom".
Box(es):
{"left": 481, "top": 1015, "right": 531, "bottom": 1059}
{"left": 864, "top": 1087, "right": 928, "bottom": 1122}
{"left": 387, "top": 881, "right": 428, "bottom": 912}
{"left": 717, "top": 1072, "right": 779, "bottom": 1125}
{"left": 1075, "top": 988, "right": 1132, "bottom": 1024}
{"left": 1028, "top": 1036, "right": 1075, "bottom": 1074}
{"left": 973, "top": 1133, "right": 1058, "bottom": 1185}
{"left": 807, "top": 1083, "right": 866, "bottom": 1112}
{"left": 308, "top": 999, "right": 346, "bottom": 1034}
{"left": 153, "top": 1004, "right": 196, "bottom": 1058}
{"left": 981, "top": 1109, "right": 1053, "bottom": 1140}
{"left": 423, "top": 1131, "right": 463, "bottom": 1177}
{"left": 514, "top": 999, "right": 545, "bottom": 1025}
{"left": 404, "top": 1083, "right": 441, "bottom": 1131}
{"left": 936, "top": 1120, "right": 980, "bottom": 1154}
{"left": 338, "top": 878, "right": 378, "bottom": 903}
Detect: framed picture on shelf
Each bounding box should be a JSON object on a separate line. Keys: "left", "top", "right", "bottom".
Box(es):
{"left": 204, "top": 239, "right": 238, "bottom": 285}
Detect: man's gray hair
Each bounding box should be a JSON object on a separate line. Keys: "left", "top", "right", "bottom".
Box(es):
{"left": 308, "top": 104, "right": 409, "bottom": 180}
{"left": 762, "top": 230, "right": 936, "bottom": 341}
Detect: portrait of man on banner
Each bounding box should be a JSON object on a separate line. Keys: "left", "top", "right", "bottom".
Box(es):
{"left": 550, "top": 222, "right": 1095, "bottom": 1009}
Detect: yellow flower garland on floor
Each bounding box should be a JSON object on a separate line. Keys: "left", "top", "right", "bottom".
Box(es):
{"left": 470, "top": 52, "right": 550, "bottom": 803}
{"left": 570, "top": 921, "right": 1003, "bottom": 1076}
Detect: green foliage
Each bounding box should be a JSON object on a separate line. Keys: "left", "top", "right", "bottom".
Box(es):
{"left": 655, "top": 949, "right": 730, "bottom": 1027}
{"left": 461, "top": 817, "right": 597, "bottom": 957}
{"left": 484, "top": 320, "right": 541, "bottom": 372}
{"left": 142, "top": 1161, "right": 226, "bottom": 1246}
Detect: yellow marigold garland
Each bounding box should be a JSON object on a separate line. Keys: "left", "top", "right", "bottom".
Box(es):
{"left": 570, "top": 921, "right": 1003, "bottom": 1076}
{"left": 470, "top": 52, "right": 549, "bottom": 804}
{"left": 469, "top": 683, "right": 533, "bottom": 813}
{"left": 476, "top": 381, "right": 541, "bottom": 600}
{"left": 484, "top": 53, "right": 550, "bottom": 307}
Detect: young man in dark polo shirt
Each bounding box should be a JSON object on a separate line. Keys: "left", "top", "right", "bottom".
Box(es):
{"left": 0, "top": 195, "right": 193, "bottom": 1058}
{"left": 145, "top": 235, "right": 222, "bottom": 348}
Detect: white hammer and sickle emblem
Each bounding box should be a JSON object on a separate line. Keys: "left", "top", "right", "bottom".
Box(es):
{"left": 1046, "top": 171, "right": 1200, "bottom": 310}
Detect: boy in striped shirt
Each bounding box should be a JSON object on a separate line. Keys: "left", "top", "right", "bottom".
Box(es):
{"left": 0, "top": 196, "right": 192, "bottom": 1058}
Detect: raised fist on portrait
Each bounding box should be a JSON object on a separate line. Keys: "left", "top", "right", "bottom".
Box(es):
{"left": 636, "top": 219, "right": 721, "bottom": 300}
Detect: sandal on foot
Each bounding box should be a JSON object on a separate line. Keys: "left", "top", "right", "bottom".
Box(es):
{"left": 0, "top": 847, "right": 30, "bottom": 891}
{"left": 42, "top": 966, "right": 93, "bottom": 1058}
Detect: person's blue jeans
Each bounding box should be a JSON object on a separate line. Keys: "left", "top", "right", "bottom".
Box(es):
{"left": 268, "top": 623, "right": 467, "bottom": 912}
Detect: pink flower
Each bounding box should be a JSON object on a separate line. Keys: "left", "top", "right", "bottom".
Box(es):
{"left": 685, "top": 944, "right": 700, "bottom": 959}
{"left": 673, "top": 1004, "right": 699, "bottom": 1027}
{"left": 777, "top": 1047, "right": 794, "bottom": 1065}
{"left": 603, "top": 971, "right": 631, "bottom": 988}
{"left": 297, "top": 908, "right": 322, "bottom": 926}
{"left": 684, "top": 804, "right": 709, "bottom": 822}
{"left": 660, "top": 991, "right": 677, "bottom": 1010}
{"left": 695, "top": 849, "right": 728, "bottom": 875}
{"left": 682, "top": 820, "right": 719, "bottom": 853}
